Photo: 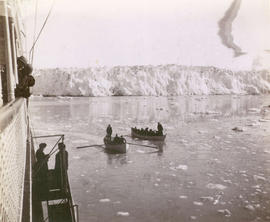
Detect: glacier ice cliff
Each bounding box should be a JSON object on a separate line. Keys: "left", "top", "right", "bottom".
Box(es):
{"left": 32, "top": 65, "right": 270, "bottom": 96}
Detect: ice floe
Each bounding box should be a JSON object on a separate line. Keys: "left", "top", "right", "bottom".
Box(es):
{"left": 117, "top": 212, "right": 130, "bottom": 216}
{"left": 99, "top": 198, "right": 111, "bottom": 203}
{"left": 176, "top": 165, "right": 188, "bottom": 170}
{"left": 193, "top": 201, "right": 204, "bottom": 206}
{"left": 217, "top": 209, "right": 232, "bottom": 217}
{"left": 206, "top": 183, "right": 227, "bottom": 190}
{"left": 232, "top": 127, "right": 245, "bottom": 132}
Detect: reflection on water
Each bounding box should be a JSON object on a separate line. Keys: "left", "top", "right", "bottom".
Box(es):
{"left": 30, "top": 95, "right": 269, "bottom": 127}
{"left": 29, "top": 95, "right": 270, "bottom": 222}
{"left": 106, "top": 153, "right": 129, "bottom": 165}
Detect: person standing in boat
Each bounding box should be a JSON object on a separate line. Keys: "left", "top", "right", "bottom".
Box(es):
{"left": 34, "top": 143, "right": 49, "bottom": 199}
{"left": 55, "top": 142, "right": 69, "bottom": 193}
{"left": 157, "top": 122, "right": 163, "bottom": 136}
{"left": 106, "top": 124, "right": 112, "bottom": 139}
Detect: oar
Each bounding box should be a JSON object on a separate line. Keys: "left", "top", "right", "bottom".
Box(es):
{"left": 122, "top": 135, "right": 132, "bottom": 137}
{"left": 127, "top": 142, "right": 158, "bottom": 149}
{"left": 77, "top": 144, "right": 104, "bottom": 149}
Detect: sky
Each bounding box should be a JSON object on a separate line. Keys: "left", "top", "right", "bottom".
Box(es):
{"left": 24, "top": 0, "right": 270, "bottom": 70}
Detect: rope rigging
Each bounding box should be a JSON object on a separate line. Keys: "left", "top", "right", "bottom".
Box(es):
{"left": 29, "top": 0, "right": 56, "bottom": 65}
{"left": 29, "top": 0, "right": 39, "bottom": 65}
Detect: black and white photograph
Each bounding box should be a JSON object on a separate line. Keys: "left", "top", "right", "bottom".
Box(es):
{"left": 0, "top": 0, "right": 270, "bottom": 221}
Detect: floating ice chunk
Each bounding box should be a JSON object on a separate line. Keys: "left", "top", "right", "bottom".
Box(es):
{"left": 206, "top": 183, "right": 227, "bottom": 190}
{"left": 190, "top": 216, "right": 197, "bottom": 220}
{"left": 117, "top": 212, "right": 130, "bottom": 216}
{"left": 99, "top": 198, "right": 111, "bottom": 203}
{"left": 193, "top": 201, "right": 203, "bottom": 206}
{"left": 176, "top": 165, "right": 188, "bottom": 170}
{"left": 248, "top": 108, "right": 260, "bottom": 113}
{"left": 136, "top": 150, "right": 145, "bottom": 153}
{"left": 259, "top": 119, "right": 270, "bottom": 122}
{"left": 213, "top": 136, "right": 221, "bottom": 140}
{"left": 198, "top": 130, "right": 207, "bottom": 134}
{"left": 73, "top": 156, "right": 81, "bottom": 159}
{"left": 246, "top": 122, "right": 260, "bottom": 127}
{"left": 179, "top": 195, "right": 188, "bottom": 199}
{"left": 213, "top": 192, "right": 223, "bottom": 205}
{"left": 213, "top": 158, "right": 221, "bottom": 164}
{"left": 217, "top": 209, "right": 232, "bottom": 217}
{"left": 232, "top": 127, "right": 245, "bottom": 132}
{"left": 245, "top": 205, "right": 255, "bottom": 211}
{"left": 169, "top": 167, "right": 177, "bottom": 171}
{"left": 223, "top": 179, "right": 232, "bottom": 184}
{"left": 205, "top": 110, "right": 221, "bottom": 115}
{"left": 264, "top": 150, "right": 270, "bottom": 154}
{"left": 200, "top": 196, "right": 214, "bottom": 202}
{"left": 180, "top": 139, "right": 188, "bottom": 143}
{"left": 253, "top": 175, "right": 266, "bottom": 181}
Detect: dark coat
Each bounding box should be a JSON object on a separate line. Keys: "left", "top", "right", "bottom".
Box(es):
{"left": 55, "top": 150, "right": 68, "bottom": 172}
{"left": 35, "top": 148, "right": 48, "bottom": 177}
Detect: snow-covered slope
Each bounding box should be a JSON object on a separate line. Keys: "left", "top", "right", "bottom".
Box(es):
{"left": 32, "top": 65, "right": 270, "bottom": 96}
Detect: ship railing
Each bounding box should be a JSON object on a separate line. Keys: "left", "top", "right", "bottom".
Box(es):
{"left": 0, "top": 98, "right": 31, "bottom": 222}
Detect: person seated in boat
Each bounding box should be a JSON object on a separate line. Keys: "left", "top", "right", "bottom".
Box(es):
{"left": 157, "top": 122, "right": 163, "bottom": 136}
{"left": 113, "top": 134, "right": 120, "bottom": 144}
{"left": 144, "top": 127, "right": 149, "bottom": 136}
{"left": 149, "top": 129, "right": 155, "bottom": 136}
{"left": 106, "top": 124, "right": 112, "bottom": 138}
{"left": 55, "top": 142, "right": 69, "bottom": 192}
{"left": 120, "top": 135, "right": 126, "bottom": 144}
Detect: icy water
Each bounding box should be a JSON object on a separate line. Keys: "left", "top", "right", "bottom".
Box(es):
{"left": 29, "top": 95, "right": 270, "bottom": 222}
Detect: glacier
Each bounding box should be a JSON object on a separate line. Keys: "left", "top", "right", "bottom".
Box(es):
{"left": 32, "top": 65, "right": 270, "bottom": 96}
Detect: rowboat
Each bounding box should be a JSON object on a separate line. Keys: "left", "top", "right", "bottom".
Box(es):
{"left": 131, "top": 128, "right": 166, "bottom": 141}
{"left": 104, "top": 136, "right": 128, "bottom": 153}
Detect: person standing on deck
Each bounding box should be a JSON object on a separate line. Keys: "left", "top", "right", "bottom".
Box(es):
{"left": 34, "top": 143, "right": 49, "bottom": 199}
{"left": 55, "top": 142, "right": 69, "bottom": 193}
{"left": 157, "top": 122, "right": 163, "bottom": 136}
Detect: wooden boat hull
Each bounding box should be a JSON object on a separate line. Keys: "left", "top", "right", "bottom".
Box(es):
{"left": 104, "top": 136, "right": 128, "bottom": 153}
{"left": 105, "top": 143, "right": 128, "bottom": 153}
{"left": 131, "top": 129, "right": 166, "bottom": 141}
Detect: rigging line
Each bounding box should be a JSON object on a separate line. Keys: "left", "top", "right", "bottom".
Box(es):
{"left": 28, "top": 110, "right": 38, "bottom": 143}
{"left": 30, "top": 0, "right": 39, "bottom": 64}
{"left": 27, "top": 110, "right": 39, "bottom": 154}
{"left": 29, "top": 0, "right": 56, "bottom": 61}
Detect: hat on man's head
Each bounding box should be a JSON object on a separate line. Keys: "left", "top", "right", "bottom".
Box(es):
{"left": 17, "top": 56, "right": 28, "bottom": 64}
{"left": 58, "top": 142, "right": 65, "bottom": 149}
{"left": 39, "top": 143, "right": 47, "bottom": 149}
